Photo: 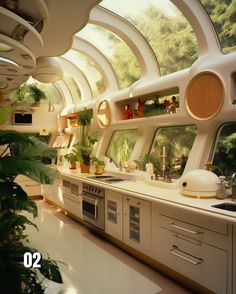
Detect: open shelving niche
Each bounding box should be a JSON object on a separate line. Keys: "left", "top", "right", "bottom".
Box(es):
{"left": 113, "top": 87, "right": 180, "bottom": 122}
{"left": 58, "top": 108, "right": 94, "bottom": 135}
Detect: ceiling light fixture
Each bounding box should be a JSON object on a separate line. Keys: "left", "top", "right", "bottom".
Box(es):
{"left": 0, "top": 56, "right": 19, "bottom": 68}
{"left": 0, "top": 43, "right": 13, "bottom": 52}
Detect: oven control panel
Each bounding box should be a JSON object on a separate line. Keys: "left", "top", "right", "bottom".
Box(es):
{"left": 82, "top": 183, "right": 105, "bottom": 198}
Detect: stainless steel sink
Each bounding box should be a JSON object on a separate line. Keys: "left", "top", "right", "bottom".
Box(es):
{"left": 87, "top": 175, "right": 126, "bottom": 183}
{"left": 87, "top": 175, "right": 114, "bottom": 179}
{"left": 212, "top": 202, "right": 236, "bottom": 212}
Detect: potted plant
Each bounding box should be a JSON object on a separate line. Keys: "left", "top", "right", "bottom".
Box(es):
{"left": 92, "top": 156, "right": 106, "bottom": 175}
{"left": 75, "top": 108, "right": 97, "bottom": 173}
{"left": 64, "top": 147, "right": 78, "bottom": 169}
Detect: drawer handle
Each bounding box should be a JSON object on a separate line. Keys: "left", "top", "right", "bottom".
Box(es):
{"left": 170, "top": 245, "right": 203, "bottom": 265}
{"left": 171, "top": 223, "right": 202, "bottom": 235}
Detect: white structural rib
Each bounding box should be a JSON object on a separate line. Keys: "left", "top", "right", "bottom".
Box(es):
{"left": 89, "top": 6, "right": 160, "bottom": 78}
{"left": 72, "top": 36, "right": 119, "bottom": 91}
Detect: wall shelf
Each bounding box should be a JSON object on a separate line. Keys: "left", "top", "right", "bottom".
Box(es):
{"left": 114, "top": 88, "right": 179, "bottom": 121}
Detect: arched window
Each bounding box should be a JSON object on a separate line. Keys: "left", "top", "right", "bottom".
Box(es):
{"left": 77, "top": 24, "right": 141, "bottom": 89}
{"left": 63, "top": 50, "right": 106, "bottom": 98}
{"left": 100, "top": 0, "right": 198, "bottom": 75}
{"left": 200, "top": 0, "right": 236, "bottom": 54}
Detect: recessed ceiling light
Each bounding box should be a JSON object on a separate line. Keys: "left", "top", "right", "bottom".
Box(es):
{"left": 0, "top": 43, "right": 13, "bottom": 52}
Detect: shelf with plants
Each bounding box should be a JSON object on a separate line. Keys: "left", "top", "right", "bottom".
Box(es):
{"left": 114, "top": 88, "right": 179, "bottom": 121}
{"left": 58, "top": 109, "right": 94, "bottom": 133}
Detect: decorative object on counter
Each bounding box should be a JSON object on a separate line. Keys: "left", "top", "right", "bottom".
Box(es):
{"left": 231, "top": 172, "right": 236, "bottom": 199}
{"left": 75, "top": 108, "right": 97, "bottom": 173}
{"left": 10, "top": 83, "right": 46, "bottom": 108}
{"left": 91, "top": 156, "right": 106, "bottom": 175}
{"left": 137, "top": 97, "right": 145, "bottom": 118}
{"left": 179, "top": 169, "right": 219, "bottom": 198}
{"left": 124, "top": 104, "right": 133, "bottom": 119}
{"left": 126, "top": 161, "right": 137, "bottom": 173}
{"left": 216, "top": 176, "right": 227, "bottom": 199}
{"left": 205, "top": 161, "right": 213, "bottom": 171}
{"left": 145, "top": 162, "right": 155, "bottom": 180}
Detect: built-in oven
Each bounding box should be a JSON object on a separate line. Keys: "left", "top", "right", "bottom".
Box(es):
{"left": 82, "top": 183, "right": 105, "bottom": 231}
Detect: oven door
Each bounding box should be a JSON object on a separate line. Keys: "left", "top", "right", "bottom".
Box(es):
{"left": 82, "top": 193, "right": 104, "bottom": 230}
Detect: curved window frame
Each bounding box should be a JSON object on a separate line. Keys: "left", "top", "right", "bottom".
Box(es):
{"left": 99, "top": 0, "right": 199, "bottom": 75}
{"left": 147, "top": 124, "right": 198, "bottom": 179}
{"left": 210, "top": 122, "right": 236, "bottom": 177}
{"left": 105, "top": 129, "right": 139, "bottom": 165}
{"left": 199, "top": 0, "right": 236, "bottom": 54}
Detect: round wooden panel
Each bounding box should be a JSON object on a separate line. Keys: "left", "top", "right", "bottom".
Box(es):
{"left": 97, "top": 100, "right": 111, "bottom": 128}
{"left": 185, "top": 72, "right": 224, "bottom": 120}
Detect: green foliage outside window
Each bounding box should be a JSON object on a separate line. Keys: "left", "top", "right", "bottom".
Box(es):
{"left": 136, "top": 125, "right": 197, "bottom": 179}
{"left": 212, "top": 123, "right": 236, "bottom": 177}
{"left": 106, "top": 129, "right": 139, "bottom": 165}
{"left": 200, "top": 0, "right": 236, "bottom": 54}
{"left": 99, "top": 2, "right": 198, "bottom": 88}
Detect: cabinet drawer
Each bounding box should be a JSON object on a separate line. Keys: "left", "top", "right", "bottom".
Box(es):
{"left": 63, "top": 196, "right": 82, "bottom": 219}
{"left": 158, "top": 214, "right": 228, "bottom": 250}
{"left": 153, "top": 202, "right": 228, "bottom": 235}
{"left": 153, "top": 227, "right": 227, "bottom": 294}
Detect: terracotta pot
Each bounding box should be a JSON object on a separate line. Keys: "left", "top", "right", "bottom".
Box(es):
{"left": 80, "top": 162, "right": 90, "bottom": 173}
{"left": 95, "top": 165, "right": 105, "bottom": 175}
{"left": 69, "top": 162, "right": 77, "bottom": 169}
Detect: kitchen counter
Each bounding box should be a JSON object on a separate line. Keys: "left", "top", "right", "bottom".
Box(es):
{"left": 57, "top": 167, "right": 236, "bottom": 224}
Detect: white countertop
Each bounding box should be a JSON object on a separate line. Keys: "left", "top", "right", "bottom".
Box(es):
{"left": 57, "top": 167, "right": 236, "bottom": 224}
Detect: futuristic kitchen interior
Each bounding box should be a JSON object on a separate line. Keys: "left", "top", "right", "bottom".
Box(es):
{"left": 0, "top": 0, "right": 236, "bottom": 293}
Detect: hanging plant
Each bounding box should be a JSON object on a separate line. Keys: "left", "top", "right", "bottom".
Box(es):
{"left": 10, "top": 83, "right": 47, "bottom": 107}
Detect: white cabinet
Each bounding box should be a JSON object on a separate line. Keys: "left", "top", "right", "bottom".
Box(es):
{"left": 53, "top": 178, "right": 63, "bottom": 206}
{"left": 152, "top": 202, "right": 230, "bottom": 294}
{"left": 15, "top": 175, "right": 41, "bottom": 197}
{"left": 105, "top": 190, "right": 123, "bottom": 241}
{"left": 61, "top": 176, "right": 82, "bottom": 219}
{"left": 123, "top": 195, "right": 151, "bottom": 254}
{"left": 41, "top": 184, "right": 54, "bottom": 202}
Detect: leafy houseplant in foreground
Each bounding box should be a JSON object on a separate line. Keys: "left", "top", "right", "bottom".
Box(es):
{"left": 0, "top": 130, "right": 63, "bottom": 293}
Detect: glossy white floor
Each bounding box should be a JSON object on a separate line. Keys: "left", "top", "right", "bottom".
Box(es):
{"left": 25, "top": 200, "right": 192, "bottom": 294}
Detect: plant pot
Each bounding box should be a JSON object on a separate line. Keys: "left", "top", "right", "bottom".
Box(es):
{"left": 80, "top": 162, "right": 90, "bottom": 173}
{"left": 95, "top": 165, "right": 105, "bottom": 175}
{"left": 69, "top": 162, "right": 77, "bottom": 169}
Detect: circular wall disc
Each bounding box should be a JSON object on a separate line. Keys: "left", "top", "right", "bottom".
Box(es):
{"left": 97, "top": 100, "right": 111, "bottom": 128}
{"left": 185, "top": 72, "right": 224, "bottom": 120}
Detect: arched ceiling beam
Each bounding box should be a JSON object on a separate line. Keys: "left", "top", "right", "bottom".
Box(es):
{"left": 72, "top": 36, "right": 119, "bottom": 91}
{"left": 89, "top": 6, "right": 160, "bottom": 79}
{"left": 58, "top": 57, "right": 93, "bottom": 102}
{"left": 171, "top": 0, "right": 221, "bottom": 56}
